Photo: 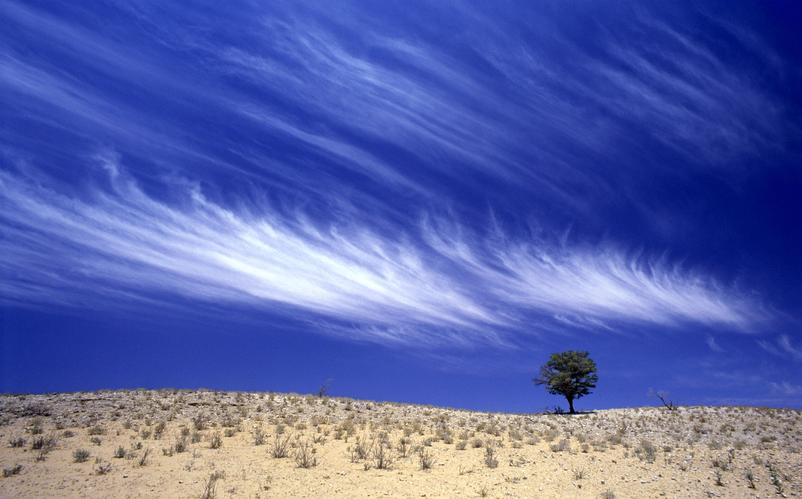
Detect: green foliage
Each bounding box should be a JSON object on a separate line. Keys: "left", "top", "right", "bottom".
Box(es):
{"left": 534, "top": 350, "right": 598, "bottom": 414}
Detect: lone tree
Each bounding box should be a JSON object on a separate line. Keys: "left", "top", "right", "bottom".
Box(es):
{"left": 534, "top": 351, "right": 598, "bottom": 414}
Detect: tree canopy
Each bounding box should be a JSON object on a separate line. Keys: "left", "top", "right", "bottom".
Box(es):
{"left": 534, "top": 350, "right": 598, "bottom": 414}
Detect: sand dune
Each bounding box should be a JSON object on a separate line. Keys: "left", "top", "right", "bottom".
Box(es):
{"left": 1, "top": 390, "right": 799, "bottom": 498}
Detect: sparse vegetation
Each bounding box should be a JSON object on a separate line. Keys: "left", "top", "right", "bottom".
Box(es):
{"left": 418, "top": 448, "right": 435, "bottom": 470}
{"left": 209, "top": 432, "right": 222, "bottom": 449}
{"left": 73, "top": 448, "right": 90, "bottom": 463}
{"left": 483, "top": 445, "right": 498, "bottom": 468}
{"left": 635, "top": 439, "right": 656, "bottom": 463}
{"left": 294, "top": 440, "right": 318, "bottom": 468}
{"left": 201, "top": 470, "right": 225, "bottom": 499}
{"left": 0, "top": 390, "right": 799, "bottom": 498}
{"left": 138, "top": 448, "right": 151, "bottom": 467}
{"left": 3, "top": 464, "right": 22, "bottom": 478}
{"left": 8, "top": 437, "right": 25, "bottom": 448}
{"left": 253, "top": 426, "right": 265, "bottom": 446}
{"left": 271, "top": 434, "right": 291, "bottom": 458}
{"left": 95, "top": 461, "right": 112, "bottom": 475}
{"left": 371, "top": 441, "right": 394, "bottom": 470}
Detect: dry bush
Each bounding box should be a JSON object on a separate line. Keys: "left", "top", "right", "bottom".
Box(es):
{"left": 73, "top": 448, "right": 90, "bottom": 463}
{"left": 271, "top": 434, "right": 291, "bottom": 458}
{"left": 635, "top": 440, "right": 656, "bottom": 463}
{"left": 418, "top": 448, "right": 436, "bottom": 470}
{"left": 349, "top": 436, "right": 372, "bottom": 462}
{"left": 397, "top": 436, "right": 412, "bottom": 457}
{"left": 201, "top": 470, "right": 225, "bottom": 499}
{"left": 153, "top": 421, "right": 166, "bottom": 439}
{"left": 3, "top": 464, "right": 22, "bottom": 477}
{"left": 372, "top": 441, "right": 394, "bottom": 470}
{"left": 484, "top": 445, "right": 498, "bottom": 468}
{"left": 87, "top": 425, "right": 106, "bottom": 436}
{"left": 209, "top": 432, "right": 222, "bottom": 449}
{"left": 550, "top": 438, "right": 570, "bottom": 453}
{"left": 294, "top": 440, "right": 318, "bottom": 468}
{"left": 138, "top": 448, "right": 151, "bottom": 467}
{"left": 95, "top": 461, "right": 112, "bottom": 475}
{"left": 253, "top": 426, "right": 265, "bottom": 446}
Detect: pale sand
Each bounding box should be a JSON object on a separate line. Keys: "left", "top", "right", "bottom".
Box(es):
{"left": 1, "top": 390, "right": 800, "bottom": 498}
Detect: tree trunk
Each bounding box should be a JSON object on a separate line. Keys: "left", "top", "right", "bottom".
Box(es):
{"left": 567, "top": 397, "right": 575, "bottom": 414}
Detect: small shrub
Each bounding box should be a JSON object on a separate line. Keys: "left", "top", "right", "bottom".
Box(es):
{"left": 95, "top": 461, "right": 112, "bottom": 475}
{"left": 271, "top": 434, "right": 291, "bottom": 458}
{"left": 767, "top": 463, "right": 784, "bottom": 495}
{"left": 193, "top": 414, "right": 208, "bottom": 431}
{"left": 635, "top": 439, "right": 656, "bottom": 463}
{"left": 745, "top": 469, "right": 755, "bottom": 489}
{"left": 3, "top": 464, "right": 22, "bottom": 477}
{"left": 174, "top": 436, "right": 188, "bottom": 453}
{"left": 209, "top": 432, "right": 222, "bottom": 449}
{"left": 88, "top": 425, "right": 106, "bottom": 436}
{"left": 550, "top": 438, "right": 570, "bottom": 453}
{"left": 9, "top": 437, "right": 25, "bottom": 448}
{"left": 543, "top": 428, "right": 560, "bottom": 442}
{"left": 114, "top": 446, "right": 126, "bottom": 459}
{"left": 253, "top": 427, "right": 265, "bottom": 446}
{"left": 31, "top": 435, "right": 57, "bottom": 451}
{"left": 153, "top": 421, "right": 166, "bottom": 440}
{"left": 29, "top": 420, "right": 43, "bottom": 435}
{"left": 138, "top": 448, "right": 151, "bottom": 467}
{"left": 397, "top": 437, "right": 412, "bottom": 457}
{"left": 294, "top": 440, "right": 318, "bottom": 468}
{"left": 372, "top": 441, "right": 394, "bottom": 470}
{"left": 418, "top": 448, "right": 435, "bottom": 470}
{"left": 201, "top": 471, "right": 225, "bottom": 499}
{"left": 90, "top": 436, "right": 102, "bottom": 446}
{"left": 484, "top": 446, "right": 498, "bottom": 468}
{"left": 73, "top": 449, "right": 91, "bottom": 463}
{"left": 349, "top": 436, "right": 371, "bottom": 462}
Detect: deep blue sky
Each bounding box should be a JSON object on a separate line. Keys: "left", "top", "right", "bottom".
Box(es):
{"left": 1, "top": 1, "right": 801, "bottom": 411}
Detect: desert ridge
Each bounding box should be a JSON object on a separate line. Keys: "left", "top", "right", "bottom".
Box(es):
{"left": 0, "top": 390, "right": 800, "bottom": 498}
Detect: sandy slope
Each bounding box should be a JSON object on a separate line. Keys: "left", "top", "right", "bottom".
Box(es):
{"left": 1, "top": 390, "right": 799, "bottom": 498}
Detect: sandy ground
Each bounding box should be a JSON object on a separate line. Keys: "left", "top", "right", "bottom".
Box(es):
{"left": 1, "top": 390, "right": 800, "bottom": 498}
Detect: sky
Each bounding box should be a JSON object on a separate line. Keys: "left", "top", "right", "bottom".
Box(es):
{"left": 1, "top": 0, "right": 801, "bottom": 412}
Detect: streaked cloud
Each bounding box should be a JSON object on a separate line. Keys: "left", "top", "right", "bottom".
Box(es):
{"left": 0, "top": 162, "right": 763, "bottom": 347}
{"left": 769, "top": 381, "right": 802, "bottom": 397}
{"left": 758, "top": 335, "right": 802, "bottom": 362}
{"left": 0, "top": 1, "right": 789, "bottom": 349}
{"left": 706, "top": 335, "right": 725, "bottom": 353}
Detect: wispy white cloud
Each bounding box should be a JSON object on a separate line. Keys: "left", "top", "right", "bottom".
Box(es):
{"left": 706, "top": 335, "right": 725, "bottom": 353}
{"left": 0, "top": 162, "right": 764, "bottom": 347}
{"left": 769, "top": 381, "right": 802, "bottom": 397}
{"left": 422, "top": 219, "right": 759, "bottom": 329}
{"left": 759, "top": 335, "right": 802, "bottom": 362}
{"left": 0, "top": 1, "right": 787, "bottom": 350}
